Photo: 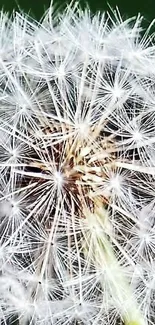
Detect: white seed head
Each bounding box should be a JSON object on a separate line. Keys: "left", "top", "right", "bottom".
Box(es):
{"left": 0, "top": 4, "right": 154, "bottom": 325}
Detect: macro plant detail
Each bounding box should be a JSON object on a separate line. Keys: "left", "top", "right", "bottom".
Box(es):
{"left": 0, "top": 3, "right": 155, "bottom": 325}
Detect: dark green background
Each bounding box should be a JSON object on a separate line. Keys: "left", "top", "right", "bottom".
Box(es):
{"left": 1, "top": 0, "right": 155, "bottom": 22}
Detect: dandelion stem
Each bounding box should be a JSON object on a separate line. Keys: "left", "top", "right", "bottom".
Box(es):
{"left": 82, "top": 201, "right": 146, "bottom": 325}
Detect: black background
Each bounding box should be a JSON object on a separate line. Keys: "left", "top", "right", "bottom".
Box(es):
{"left": 1, "top": 0, "right": 155, "bottom": 23}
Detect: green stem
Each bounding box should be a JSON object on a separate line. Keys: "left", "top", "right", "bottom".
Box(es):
{"left": 82, "top": 203, "right": 146, "bottom": 325}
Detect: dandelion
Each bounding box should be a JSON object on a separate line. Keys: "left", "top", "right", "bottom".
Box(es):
{"left": 1, "top": 2, "right": 155, "bottom": 325}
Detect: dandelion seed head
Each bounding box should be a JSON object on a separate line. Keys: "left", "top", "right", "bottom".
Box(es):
{"left": 0, "top": 4, "right": 154, "bottom": 325}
